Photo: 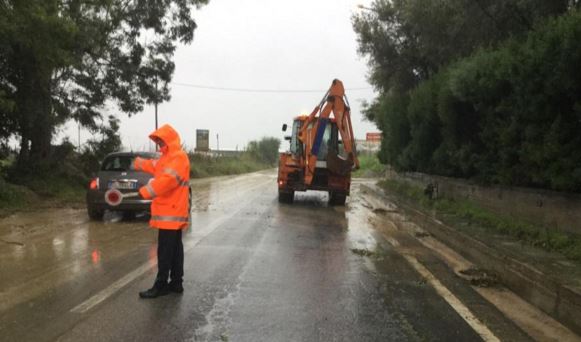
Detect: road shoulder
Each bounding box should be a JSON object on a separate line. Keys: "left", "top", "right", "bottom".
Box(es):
{"left": 360, "top": 182, "right": 581, "bottom": 341}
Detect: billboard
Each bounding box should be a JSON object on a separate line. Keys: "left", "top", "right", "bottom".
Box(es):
{"left": 366, "top": 132, "right": 382, "bottom": 142}
{"left": 195, "top": 129, "right": 210, "bottom": 152}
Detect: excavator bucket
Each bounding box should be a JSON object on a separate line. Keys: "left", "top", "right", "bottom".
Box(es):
{"left": 327, "top": 148, "right": 354, "bottom": 176}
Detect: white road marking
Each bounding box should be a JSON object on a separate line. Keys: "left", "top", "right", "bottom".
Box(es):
{"left": 362, "top": 187, "right": 581, "bottom": 342}
{"left": 71, "top": 180, "right": 269, "bottom": 314}
{"left": 418, "top": 234, "right": 581, "bottom": 341}
{"left": 69, "top": 263, "right": 154, "bottom": 313}
{"left": 402, "top": 254, "right": 500, "bottom": 342}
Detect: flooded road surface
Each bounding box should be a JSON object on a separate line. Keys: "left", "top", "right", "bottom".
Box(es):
{"left": 0, "top": 170, "right": 534, "bottom": 341}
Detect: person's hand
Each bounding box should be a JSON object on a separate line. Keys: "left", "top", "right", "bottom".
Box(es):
{"left": 131, "top": 157, "right": 142, "bottom": 171}
{"left": 138, "top": 186, "right": 148, "bottom": 199}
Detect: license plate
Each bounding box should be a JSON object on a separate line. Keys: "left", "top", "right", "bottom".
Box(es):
{"left": 108, "top": 181, "right": 136, "bottom": 190}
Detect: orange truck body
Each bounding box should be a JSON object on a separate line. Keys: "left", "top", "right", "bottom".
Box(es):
{"left": 277, "top": 79, "right": 359, "bottom": 205}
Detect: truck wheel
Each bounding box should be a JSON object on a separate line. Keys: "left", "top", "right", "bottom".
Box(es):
{"left": 329, "top": 192, "right": 346, "bottom": 206}
{"left": 278, "top": 190, "right": 294, "bottom": 203}
{"left": 88, "top": 207, "right": 104, "bottom": 221}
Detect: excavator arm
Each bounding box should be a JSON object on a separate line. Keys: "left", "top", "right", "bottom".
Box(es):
{"left": 298, "top": 79, "right": 359, "bottom": 185}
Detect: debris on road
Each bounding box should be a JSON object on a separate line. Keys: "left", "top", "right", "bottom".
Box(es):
{"left": 0, "top": 238, "right": 24, "bottom": 246}
{"left": 350, "top": 248, "right": 376, "bottom": 257}
{"left": 459, "top": 268, "right": 500, "bottom": 288}
{"left": 414, "top": 231, "right": 430, "bottom": 238}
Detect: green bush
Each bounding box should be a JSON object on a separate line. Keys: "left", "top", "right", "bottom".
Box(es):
{"left": 401, "top": 76, "right": 443, "bottom": 173}
{"left": 5, "top": 140, "right": 89, "bottom": 206}
{"left": 363, "top": 92, "right": 410, "bottom": 168}
{"left": 353, "top": 154, "right": 385, "bottom": 178}
{"left": 0, "top": 176, "right": 36, "bottom": 211}
{"left": 246, "top": 137, "right": 281, "bottom": 165}
{"left": 374, "top": 10, "right": 581, "bottom": 192}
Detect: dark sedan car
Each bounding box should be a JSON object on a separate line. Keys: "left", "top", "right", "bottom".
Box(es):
{"left": 86, "top": 152, "right": 159, "bottom": 220}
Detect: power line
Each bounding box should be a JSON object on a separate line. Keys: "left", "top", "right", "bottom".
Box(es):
{"left": 170, "top": 82, "right": 373, "bottom": 93}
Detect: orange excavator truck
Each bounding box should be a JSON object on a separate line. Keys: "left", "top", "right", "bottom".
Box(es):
{"left": 277, "top": 79, "right": 359, "bottom": 205}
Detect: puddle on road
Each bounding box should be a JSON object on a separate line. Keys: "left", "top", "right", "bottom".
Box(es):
{"left": 0, "top": 206, "right": 157, "bottom": 313}
{"left": 0, "top": 172, "right": 273, "bottom": 306}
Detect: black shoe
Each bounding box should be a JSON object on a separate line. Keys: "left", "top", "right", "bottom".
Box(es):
{"left": 168, "top": 282, "right": 184, "bottom": 294}
{"left": 139, "top": 284, "right": 170, "bottom": 299}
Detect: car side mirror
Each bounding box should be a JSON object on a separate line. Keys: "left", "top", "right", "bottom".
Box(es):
{"left": 282, "top": 124, "right": 288, "bottom": 132}
{"left": 284, "top": 135, "right": 292, "bottom": 141}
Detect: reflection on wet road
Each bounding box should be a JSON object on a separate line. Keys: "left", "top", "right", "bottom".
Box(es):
{"left": 0, "top": 170, "right": 532, "bottom": 341}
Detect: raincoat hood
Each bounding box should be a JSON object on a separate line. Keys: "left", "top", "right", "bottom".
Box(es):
{"left": 149, "top": 124, "right": 181, "bottom": 154}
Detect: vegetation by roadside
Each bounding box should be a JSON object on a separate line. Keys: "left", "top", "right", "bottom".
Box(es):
{"left": 0, "top": 117, "right": 122, "bottom": 217}
{"left": 189, "top": 136, "right": 280, "bottom": 178}
{"left": 355, "top": 4, "right": 581, "bottom": 192}
{"left": 189, "top": 154, "right": 271, "bottom": 178}
{"left": 0, "top": 177, "right": 36, "bottom": 214}
{"left": 1, "top": 1, "right": 210, "bottom": 173}
{"left": 0, "top": 136, "right": 280, "bottom": 217}
{"left": 0, "top": 174, "right": 84, "bottom": 218}
{"left": 0, "top": 148, "right": 88, "bottom": 218}
{"left": 352, "top": 154, "right": 385, "bottom": 178}
{"left": 379, "top": 179, "right": 581, "bottom": 262}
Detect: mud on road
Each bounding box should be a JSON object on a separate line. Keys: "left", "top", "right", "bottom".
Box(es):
{"left": 0, "top": 170, "right": 573, "bottom": 341}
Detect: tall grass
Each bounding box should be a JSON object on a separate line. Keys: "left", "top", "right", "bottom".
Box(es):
{"left": 189, "top": 153, "right": 272, "bottom": 178}
{"left": 352, "top": 153, "right": 385, "bottom": 178}
{"left": 0, "top": 177, "right": 33, "bottom": 207}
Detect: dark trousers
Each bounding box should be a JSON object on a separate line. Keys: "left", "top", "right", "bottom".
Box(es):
{"left": 156, "top": 229, "right": 184, "bottom": 285}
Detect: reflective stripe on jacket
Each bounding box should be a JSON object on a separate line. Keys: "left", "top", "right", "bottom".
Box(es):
{"left": 134, "top": 124, "right": 190, "bottom": 230}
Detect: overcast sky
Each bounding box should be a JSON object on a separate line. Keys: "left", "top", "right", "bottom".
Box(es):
{"left": 60, "top": 0, "right": 377, "bottom": 151}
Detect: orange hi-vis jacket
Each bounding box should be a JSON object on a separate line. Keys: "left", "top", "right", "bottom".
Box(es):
{"left": 133, "top": 124, "right": 191, "bottom": 230}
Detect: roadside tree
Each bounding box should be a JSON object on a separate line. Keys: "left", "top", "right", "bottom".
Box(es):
{"left": 247, "top": 137, "right": 281, "bottom": 166}
{"left": 0, "top": 0, "right": 208, "bottom": 170}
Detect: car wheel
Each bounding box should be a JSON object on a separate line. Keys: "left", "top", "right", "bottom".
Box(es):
{"left": 88, "top": 206, "right": 104, "bottom": 220}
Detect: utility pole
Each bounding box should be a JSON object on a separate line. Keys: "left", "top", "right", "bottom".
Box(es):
{"left": 154, "top": 76, "right": 159, "bottom": 130}
{"left": 154, "top": 76, "right": 159, "bottom": 151}
{"left": 77, "top": 121, "right": 81, "bottom": 151}
{"left": 216, "top": 133, "right": 220, "bottom": 153}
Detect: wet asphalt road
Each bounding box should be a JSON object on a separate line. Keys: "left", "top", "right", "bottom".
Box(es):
{"left": 0, "top": 171, "right": 534, "bottom": 341}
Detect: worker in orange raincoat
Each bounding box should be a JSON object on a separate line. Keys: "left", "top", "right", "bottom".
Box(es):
{"left": 133, "top": 124, "right": 191, "bottom": 298}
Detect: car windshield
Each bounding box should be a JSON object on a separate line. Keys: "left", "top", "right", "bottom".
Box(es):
{"left": 101, "top": 156, "right": 135, "bottom": 172}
